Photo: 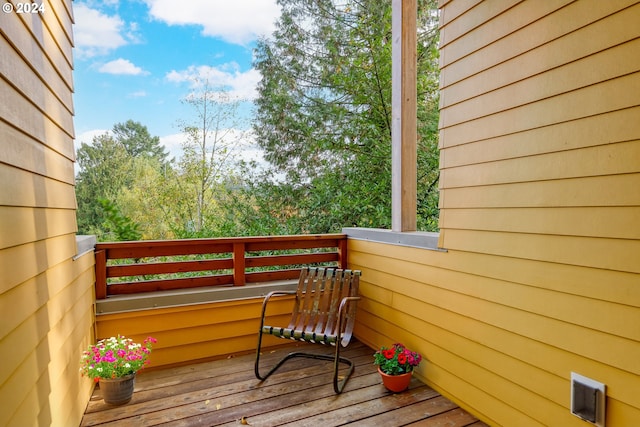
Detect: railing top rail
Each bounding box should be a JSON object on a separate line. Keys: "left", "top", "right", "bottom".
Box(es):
{"left": 94, "top": 234, "right": 348, "bottom": 299}
{"left": 95, "top": 233, "right": 346, "bottom": 250}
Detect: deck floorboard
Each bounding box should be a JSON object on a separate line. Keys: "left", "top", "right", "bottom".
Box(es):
{"left": 81, "top": 340, "right": 486, "bottom": 427}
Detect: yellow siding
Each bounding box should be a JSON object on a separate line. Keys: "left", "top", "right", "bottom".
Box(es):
{"left": 0, "top": 207, "right": 78, "bottom": 249}
{"left": 350, "top": 240, "right": 640, "bottom": 426}
{"left": 351, "top": 1, "right": 640, "bottom": 426}
{"left": 0, "top": 2, "right": 95, "bottom": 426}
{"left": 0, "top": 121, "right": 75, "bottom": 184}
{"left": 96, "top": 297, "right": 295, "bottom": 368}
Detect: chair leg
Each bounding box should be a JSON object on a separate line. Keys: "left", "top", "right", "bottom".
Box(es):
{"left": 254, "top": 334, "right": 354, "bottom": 394}
{"left": 255, "top": 329, "right": 304, "bottom": 381}
{"left": 254, "top": 329, "right": 274, "bottom": 380}
{"left": 332, "top": 339, "right": 354, "bottom": 394}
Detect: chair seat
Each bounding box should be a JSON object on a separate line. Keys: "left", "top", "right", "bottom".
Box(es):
{"left": 262, "top": 326, "right": 338, "bottom": 345}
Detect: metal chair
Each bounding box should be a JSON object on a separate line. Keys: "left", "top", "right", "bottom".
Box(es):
{"left": 254, "top": 267, "right": 361, "bottom": 393}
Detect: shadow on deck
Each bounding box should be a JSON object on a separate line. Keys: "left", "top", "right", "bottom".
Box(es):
{"left": 81, "top": 340, "right": 487, "bottom": 426}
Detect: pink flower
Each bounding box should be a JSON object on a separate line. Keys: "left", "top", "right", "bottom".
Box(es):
{"left": 80, "top": 335, "right": 157, "bottom": 380}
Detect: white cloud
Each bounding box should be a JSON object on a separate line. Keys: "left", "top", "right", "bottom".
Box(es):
{"left": 165, "top": 63, "right": 261, "bottom": 100}
{"left": 76, "top": 128, "right": 110, "bottom": 145}
{"left": 73, "top": 4, "right": 128, "bottom": 58}
{"left": 99, "top": 58, "right": 149, "bottom": 75}
{"left": 128, "top": 90, "right": 148, "bottom": 98}
{"left": 83, "top": 0, "right": 119, "bottom": 7}
{"left": 143, "top": 0, "right": 280, "bottom": 45}
{"left": 73, "top": 2, "right": 143, "bottom": 59}
{"left": 159, "top": 133, "right": 185, "bottom": 160}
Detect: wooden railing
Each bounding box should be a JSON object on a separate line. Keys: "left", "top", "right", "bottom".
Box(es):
{"left": 94, "top": 234, "right": 347, "bottom": 299}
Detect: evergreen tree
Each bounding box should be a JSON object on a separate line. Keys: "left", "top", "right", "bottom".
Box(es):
{"left": 75, "top": 133, "right": 133, "bottom": 236}
{"left": 251, "top": 0, "right": 440, "bottom": 233}
{"left": 75, "top": 121, "right": 167, "bottom": 239}
{"left": 112, "top": 119, "right": 170, "bottom": 163}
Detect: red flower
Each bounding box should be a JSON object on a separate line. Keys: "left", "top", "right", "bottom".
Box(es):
{"left": 397, "top": 353, "right": 407, "bottom": 365}
{"left": 374, "top": 343, "right": 423, "bottom": 376}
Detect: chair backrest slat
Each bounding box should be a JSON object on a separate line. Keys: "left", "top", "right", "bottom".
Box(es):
{"left": 288, "top": 267, "right": 359, "bottom": 342}
{"left": 304, "top": 269, "right": 321, "bottom": 332}
{"left": 314, "top": 269, "right": 338, "bottom": 335}
{"left": 322, "top": 269, "right": 341, "bottom": 335}
{"left": 290, "top": 267, "right": 311, "bottom": 330}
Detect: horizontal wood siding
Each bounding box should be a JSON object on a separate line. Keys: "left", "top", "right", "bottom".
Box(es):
{"left": 350, "top": 239, "right": 640, "bottom": 427}
{"left": 95, "top": 297, "right": 296, "bottom": 368}
{"left": 0, "top": 2, "right": 95, "bottom": 427}
{"left": 351, "top": 1, "right": 640, "bottom": 426}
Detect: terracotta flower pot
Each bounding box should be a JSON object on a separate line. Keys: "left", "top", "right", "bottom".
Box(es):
{"left": 378, "top": 367, "right": 412, "bottom": 392}
{"left": 99, "top": 373, "right": 136, "bottom": 405}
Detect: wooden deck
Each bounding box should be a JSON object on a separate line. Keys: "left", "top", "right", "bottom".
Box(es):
{"left": 81, "top": 340, "right": 487, "bottom": 427}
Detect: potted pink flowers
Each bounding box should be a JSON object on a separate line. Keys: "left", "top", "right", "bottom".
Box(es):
{"left": 80, "top": 335, "right": 157, "bottom": 405}
{"left": 373, "top": 343, "right": 422, "bottom": 392}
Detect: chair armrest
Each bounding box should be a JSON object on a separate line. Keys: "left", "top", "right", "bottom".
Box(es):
{"left": 263, "top": 289, "right": 297, "bottom": 299}
{"left": 337, "top": 296, "right": 360, "bottom": 346}
{"left": 338, "top": 296, "right": 361, "bottom": 314}
{"left": 258, "top": 290, "right": 297, "bottom": 330}
{"left": 262, "top": 289, "right": 297, "bottom": 307}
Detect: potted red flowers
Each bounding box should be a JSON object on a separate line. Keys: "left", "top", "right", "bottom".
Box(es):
{"left": 373, "top": 343, "right": 422, "bottom": 392}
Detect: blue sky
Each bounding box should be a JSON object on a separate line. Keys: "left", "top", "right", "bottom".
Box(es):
{"left": 72, "top": 0, "right": 281, "bottom": 160}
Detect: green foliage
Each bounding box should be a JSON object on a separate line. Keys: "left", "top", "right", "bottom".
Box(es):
{"left": 75, "top": 121, "right": 168, "bottom": 238}
{"left": 173, "top": 82, "right": 248, "bottom": 235}
{"left": 76, "top": 133, "right": 134, "bottom": 236}
{"left": 80, "top": 335, "right": 156, "bottom": 380}
{"left": 75, "top": 3, "right": 441, "bottom": 240}
{"left": 374, "top": 343, "right": 423, "bottom": 375}
{"left": 115, "top": 158, "right": 176, "bottom": 239}
{"left": 99, "top": 198, "right": 142, "bottom": 241}
{"left": 251, "top": 0, "right": 441, "bottom": 233}
{"left": 112, "top": 119, "right": 169, "bottom": 162}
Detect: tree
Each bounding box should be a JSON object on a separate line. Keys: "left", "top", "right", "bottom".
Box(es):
{"left": 251, "top": 0, "right": 440, "bottom": 233}
{"left": 99, "top": 198, "right": 142, "bottom": 241}
{"left": 75, "top": 133, "right": 134, "bottom": 236}
{"left": 173, "top": 82, "right": 249, "bottom": 235}
{"left": 75, "top": 121, "right": 167, "bottom": 239}
{"left": 112, "top": 119, "right": 169, "bottom": 163}
{"left": 115, "top": 157, "right": 176, "bottom": 239}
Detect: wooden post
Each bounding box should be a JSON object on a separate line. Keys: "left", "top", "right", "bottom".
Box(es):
{"left": 233, "top": 242, "right": 246, "bottom": 286}
{"left": 391, "top": 0, "right": 417, "bottom": 232}
{"left": 338, "top": 237, "right": 348, "bottom": 269}
{"left": 95, "top": 249, "right": 107, "bottom": 299}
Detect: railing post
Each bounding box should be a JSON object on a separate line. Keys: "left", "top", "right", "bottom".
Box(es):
{"left": 233, "top": 242, "right": 246, "bottom": 286}
{"left": 95, "top": 249, "right": 107, "bottom": 299}
{"left": 338, "top": 237, "right": 348, "bottom": 269}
